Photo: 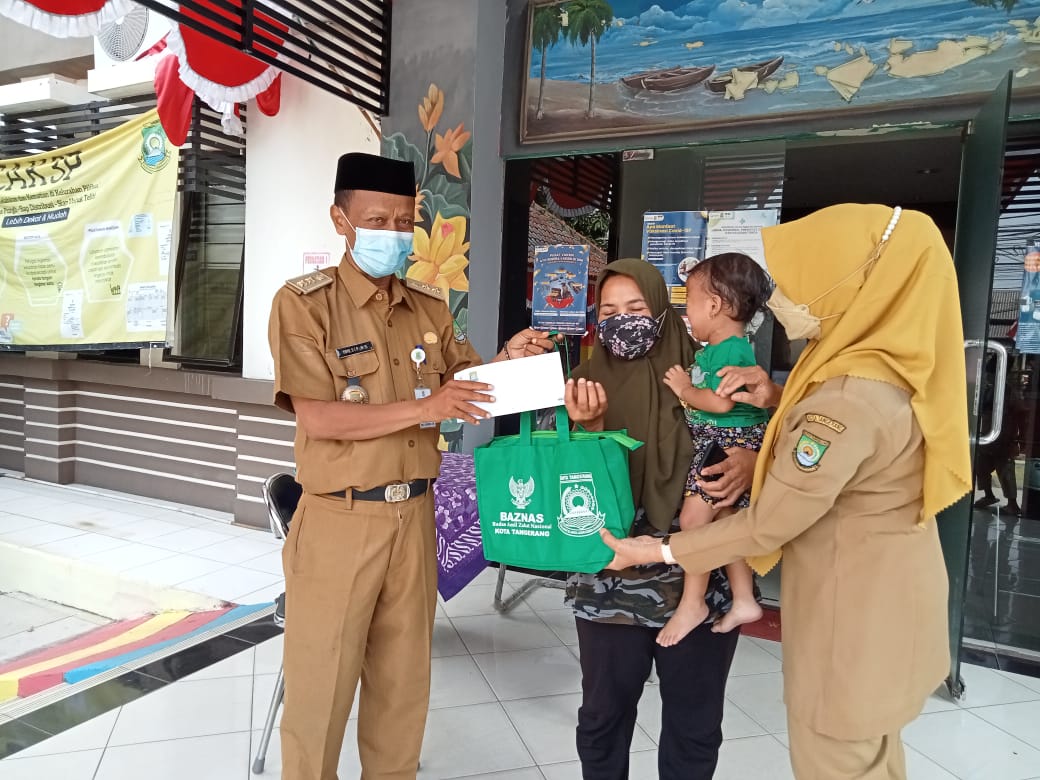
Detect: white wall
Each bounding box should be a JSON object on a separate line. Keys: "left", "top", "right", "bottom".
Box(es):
{"left": 242, "top": 74, "right": 379, "bottom": 380}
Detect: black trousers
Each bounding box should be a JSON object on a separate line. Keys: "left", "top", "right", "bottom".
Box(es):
{"left": 575, "top": 617, "right": 739, "bottom": 780}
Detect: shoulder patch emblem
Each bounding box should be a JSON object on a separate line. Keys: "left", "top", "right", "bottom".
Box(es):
{"left": 805, "top": 413, "right": 846, "bottom": 434}
{"left": 793, "top": 430, "right": 830, "bottom": 473}
{"left": 285, "top": 270, "right": 333, "bottom": 295}
{"left": 404, "top": 277, "right": 447, "bottom": 301}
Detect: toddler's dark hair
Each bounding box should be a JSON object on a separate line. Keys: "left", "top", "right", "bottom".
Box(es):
{"left": 687, "top": 252, "right": 772, "bottom": 324}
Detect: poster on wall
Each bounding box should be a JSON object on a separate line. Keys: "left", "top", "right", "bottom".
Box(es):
{"left": 640, "top": 211, "right": 707, "bottom": 306}
{"left": 0, "top": 109, "right": 178, "bottom": 350}
{"left": 705, "top": 209, "right": 779, "bottom": 269}
{"left": 1016, "top": 239, "right": 1040, "bottom": 355}
{"left": 531, "top": 244, "right": 590, "bottom": 335}
{"left": 521, "top": 0, "right": 1040, "bottom": 144}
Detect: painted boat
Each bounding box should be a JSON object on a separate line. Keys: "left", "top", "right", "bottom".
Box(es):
{"left": 620, "top": 64, "right": 716, "bottom": 92}
{"left": 705, "top": 57, "right": 784, "bottom": 94}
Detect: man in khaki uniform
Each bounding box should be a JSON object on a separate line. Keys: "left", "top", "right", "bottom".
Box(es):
{"left": 594, "top": 205, "right": 972, "bottom": 780}
{"left": 268, "top": 152, "right": 554, "bottom": 780}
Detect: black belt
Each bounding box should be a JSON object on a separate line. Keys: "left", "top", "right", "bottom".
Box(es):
{"left": 327, "top": 479, "right": 431, "bottom": 503}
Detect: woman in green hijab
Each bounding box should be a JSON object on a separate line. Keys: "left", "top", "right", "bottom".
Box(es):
{"left": 563, "top": 258, "right": 756, "bottom": 780}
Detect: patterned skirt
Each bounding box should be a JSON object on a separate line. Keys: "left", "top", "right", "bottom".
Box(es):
{"left": 684, "top": 421, "right": 767, "bottom": 508}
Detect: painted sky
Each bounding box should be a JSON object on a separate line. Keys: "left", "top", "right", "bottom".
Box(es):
{"left": 606, "top": 0, "right": 985, "bottom": 34}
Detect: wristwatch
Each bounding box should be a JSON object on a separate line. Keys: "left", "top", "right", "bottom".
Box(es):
{"left": 661, "top": 534, "right": 677, "bottom": 565}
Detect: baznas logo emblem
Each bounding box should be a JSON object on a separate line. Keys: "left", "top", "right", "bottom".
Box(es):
{"left": 558, "top": 472, "right": 606, "bottom": 537}
{"left": 509, "top": 476, "right": 535, "bottom": 509}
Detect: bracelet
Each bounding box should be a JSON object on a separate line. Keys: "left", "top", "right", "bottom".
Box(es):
{"left": 502, "top": 341, "right": 512, "bottom": 360}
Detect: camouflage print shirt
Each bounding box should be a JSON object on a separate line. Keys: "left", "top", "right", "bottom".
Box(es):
{"left": 565, "top": 512, "right": 744, "bottom": 629}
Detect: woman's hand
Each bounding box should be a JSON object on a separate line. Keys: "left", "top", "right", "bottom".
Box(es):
{"left": 564, "top": 377, "right": 607, "bottom": 431}
{"left": 697, "top": 446, "right": 757, "bottom": 507}
{"left": 715, "top": 365, "right": 782, "bottom": 409}
{"left": 598, "top": 529, "right": 664, "bottom": 570}
{"left": 662, "top": 365, "right": 693, "bottom": 400}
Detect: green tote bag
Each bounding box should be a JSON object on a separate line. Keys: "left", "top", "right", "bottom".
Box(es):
{"left": 473, "top": 406, "right": 643, "bottom": 573}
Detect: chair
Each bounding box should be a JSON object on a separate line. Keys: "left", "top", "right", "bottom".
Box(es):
{"left": 252, "top": 472, "right": 301, "bottom": 775}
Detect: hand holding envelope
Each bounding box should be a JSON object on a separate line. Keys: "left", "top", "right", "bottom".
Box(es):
{"left": 454, "top": 351, "right": 566, "bottom": 418}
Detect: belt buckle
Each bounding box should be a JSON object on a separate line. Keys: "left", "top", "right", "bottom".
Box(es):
{"left": 384, "top": 483, "right": 410, "bottom": 503}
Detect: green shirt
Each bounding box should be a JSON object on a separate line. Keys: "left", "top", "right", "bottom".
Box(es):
{"left": 688, "top": 336, "right": 770, "bottom": 428}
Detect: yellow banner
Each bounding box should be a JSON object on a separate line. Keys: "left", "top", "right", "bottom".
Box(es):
{"left": 0, "top": 109, "right": 178, "bottom": 348}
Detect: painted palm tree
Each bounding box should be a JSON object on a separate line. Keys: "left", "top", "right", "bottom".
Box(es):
{"left": 565, "top": 0, "right": 614, "bottom": 118}
{"left": 533, "top": 4, "right": 563, "bottom": 120}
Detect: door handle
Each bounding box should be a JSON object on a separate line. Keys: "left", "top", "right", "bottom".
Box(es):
{"left": 965, "top": 338, "right": 1009, "bottom": 446}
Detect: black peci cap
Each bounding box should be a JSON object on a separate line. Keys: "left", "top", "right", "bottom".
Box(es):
{"left": 334, "top": 152, "right": 415, "bottom": 196}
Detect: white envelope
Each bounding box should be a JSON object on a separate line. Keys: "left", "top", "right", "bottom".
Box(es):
{"left": 453, "top": 351, "right": 566, "bottom": 418}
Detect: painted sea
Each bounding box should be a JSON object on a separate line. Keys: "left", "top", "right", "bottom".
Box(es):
{"left": 523, "top": 0, "right": 1040, "bottom": 141}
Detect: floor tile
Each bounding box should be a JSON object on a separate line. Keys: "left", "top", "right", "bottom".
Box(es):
{"left": 430, "top": 655, "right": 497, "bottom": 710}
{"left": 541, "top": 752, "right": 657, "bottom": 780}
{"left": 0, "top": 718, "right": 51, "bottom": 760}
{"left": 175, "top": 566, "right": 282, "bottom": 602}
{"left": 0, "top": 594, "right": 68, "bottom": 639}
{"left": 254, "top": 636, "right": 284, "bottom": 676}
{"left": 729, "top": 635, "right": 783, "bottom": 677}
{"left": 1001, "top": 669, "right": 1040, "bottom": 696}
{"left": 234, "top": 582, "right": 285, "bottom": 606}
{"left": 0, "top": 523, "right": 86, "bottom": 547}
{"left": 251, "top": 673, "right": 285, "bottom": 732}
{"left": 456, "top": 769, "right": 545, "bottom": 780}
{"left": 905, "top": 744, "right": 961, "bottom": 779}
{"left": 714, "top": 734, "right": 795, "bottom": 780}
{"left": 453, "top": 612, "right": 563, "bottom": 655}
{"left": 192, "top": 535, "right": 281, "bottom": 565}
{"left": 135, "top": 635, "right": 253, "bottom": 683}
{"left": 94, "top": 731, "right": 251, "bottom": 780}
{"left": 79, "top": 542, "right": 177, "bottom": 572}
{"left": 904, "top": 709, "right": 1040, "bottom": 780}
{"left": 971, "top": 700, "right": 1040, "bottom": 749}
{"left": 35, "top": 532, "right": 129, "bottom": 559}
{"left": 503, "top": 692, "right": 654, "bottom": 766}
{"left": 0, "top": 748, "right": 103, "bottom": 779}
{"left": 432, "top": 619, "right": 469, "bottom": 658}
{"left": 748, "top": 636, "right": 783, "bottom": 660}
{"left": 537, "top": 610, "right": 579, "bottom": 646}
{"left": 0, "top": 514, "right": 44, "bottom": 535}
{"left": 473, "top": 646, "right": 581, "bottom": 701}
{"left": 920, "top": 686, "right": 962, "bottom": 714}
{"left": 21, "top": 671, "right": 167, "bottom": 736}
{"left": 181, "top": 645, "right": 256, "bottom": 681}
{"left": 239, "top": 549, "right": 284, "bottom": 576}
{"left": 92, "top": 517, "right": 196, "bottom": 542}
{"left": 418, "top": 702, "right": 536, "bottom": 778}
{"left": 107, "top": 675, "right": 254, "bottom": 746}
{"left": 722, "top": 672, "right": 787, "bottom": 733}
{"left": 146, "top": 527, "right": 239, "bottom": 554}
{"left": 958, "top": 663, "right": 1040, "bottom": 708}
{"left": 0, "top": 616, "right": 108, "bottom": 663}
{"left": 120, "top": 554, "right": 226, "bottom": 588}
{"left": 442, "top": 584, "right": 530, "bottom": 619}
{"left": 513, "top": 583, "right": 569, "bottom": 613}
{"left": 10, "top": 709, "right": 118, "bottom": 759}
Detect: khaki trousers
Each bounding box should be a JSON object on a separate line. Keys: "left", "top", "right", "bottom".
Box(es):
{"left": 279, "top": 491, "right": 438, "bottom": 780}
{"left": 789, "top": 716, "right": 907, "bottom": 780}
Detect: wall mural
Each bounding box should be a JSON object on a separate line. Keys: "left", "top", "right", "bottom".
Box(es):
{"left": 384, "top": 83, "right": 473, "bottom": 452}
{"left": 521, "top": 0, "right": 1040, "bottom": 143}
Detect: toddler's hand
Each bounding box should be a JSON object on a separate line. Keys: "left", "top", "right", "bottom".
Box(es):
{"left": 663, "top": 365, "right": 693, "bottom": 397}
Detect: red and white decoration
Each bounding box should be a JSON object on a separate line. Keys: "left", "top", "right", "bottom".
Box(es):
{"left": 0, "top": 0, "right": 135, "bottom": 37}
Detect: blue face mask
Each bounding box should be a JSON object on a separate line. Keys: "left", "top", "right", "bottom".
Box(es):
{"left": 340, "top": 208, "right": 413, "bottom": 278}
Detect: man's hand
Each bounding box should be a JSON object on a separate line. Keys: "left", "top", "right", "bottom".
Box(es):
{"left": 663, "top": 365, "right": 693, "bottom": 400}
{"left": 599, "top": 529, "right": 665, "bottom": 570}
{"left": 564, "top": 377, "right": 607, "bottom": 431}
{"left": 697, "top": 446, "right": 757, "bottom": 507}
{"left": 504, "top": 328, "right": 560, "bottom": 359}
{"left": 715, "top": 365, "right": 782, "bottom": 409}
{"left": 421, "top": 379, "right": 493, "bottom": 425}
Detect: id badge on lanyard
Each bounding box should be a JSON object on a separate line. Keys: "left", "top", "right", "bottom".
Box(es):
{"left": 411, "top": 346, "right": 438, "bottom": 429}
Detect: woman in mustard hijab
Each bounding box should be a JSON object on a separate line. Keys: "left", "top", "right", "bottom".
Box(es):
{"left": 599, "top": 204, "right": 972, "bottom": 780}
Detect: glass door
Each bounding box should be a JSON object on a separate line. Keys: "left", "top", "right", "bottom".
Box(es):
{"left": 943, "top": 73, "right": 1012, "bottom": 696}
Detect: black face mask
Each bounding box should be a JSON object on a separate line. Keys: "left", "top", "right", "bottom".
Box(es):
{"left": 596, "top": 313, "right": 662, "bottom": 360}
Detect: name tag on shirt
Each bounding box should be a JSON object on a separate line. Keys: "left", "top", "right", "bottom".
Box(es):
{"left": 414, "top": 387, "right": 437, "bottom": 429}
{"left": 336, "top": 341, "right": 373, "bottom": 359}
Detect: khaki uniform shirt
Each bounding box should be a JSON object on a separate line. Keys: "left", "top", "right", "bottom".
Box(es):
{"left": 671, "top": 376, "right": 950, "bottom": 740}
{"left": 268, "top": 258, "right": 481, "bottom": 495}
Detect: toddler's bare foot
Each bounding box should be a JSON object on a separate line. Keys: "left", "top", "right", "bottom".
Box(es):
{"left": 712, "top": 599, "right": 763, "bottom": 633}
{"left": 657, "top": 600, "right": 709, "bottom": 647}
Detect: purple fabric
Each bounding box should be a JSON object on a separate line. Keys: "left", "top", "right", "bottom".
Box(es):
{"left": 435, "top": 453, "right": 488, "bottom": 601}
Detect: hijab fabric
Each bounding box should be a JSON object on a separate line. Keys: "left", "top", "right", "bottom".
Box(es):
{"left": 580, "top": 258, "right": 698, "bottom": 533}
{"left": 748, "top": 204, "right": 972, "bottom": 575}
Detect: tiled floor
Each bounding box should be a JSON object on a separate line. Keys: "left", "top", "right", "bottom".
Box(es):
{"left": 1, "top": 476, "right": 1039, "bottom": 779}
{"left": 0, "top": 565, "right": 1038, "bottom": 780}
{"left": 0, "top": 594, "right": 110, "bottom": 664}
